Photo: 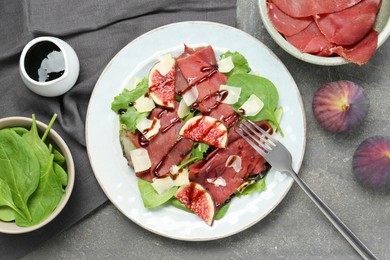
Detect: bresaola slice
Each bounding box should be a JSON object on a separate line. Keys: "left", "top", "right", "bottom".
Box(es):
{"left": 267, "top": 2, "right": 312, "bottom": 36}
{"left": 271, "top": 0, "right": 362, "bottom": 17}
{"left": 267, "top": 0, "right": 381, "bottom": 64}
{"left": 315, "top": 0, "right": 381, "bottom": 46}
{"left": 330, "top": 29, "right": 379, "bottom": 65}
{"left": 286, "top": 22, "right": 334, "bottom": 54}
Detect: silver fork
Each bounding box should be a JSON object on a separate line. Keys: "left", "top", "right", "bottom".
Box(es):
{"left": 236, "top": 120, "right": 377, "bottom": 260}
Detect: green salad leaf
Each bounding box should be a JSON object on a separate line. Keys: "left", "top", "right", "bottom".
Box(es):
{"left": 178, "top": 142, "right": 210, "bottom": 168}
{"left": 0, "top": 129, "right": 40, "bottom": 221}
{"left": 15, "top": 114, "right": 64, "bottom": 226}
{"left": 111, "top": 77, "right": 150, "bottom": 132}
{"left": 220, "top": 51, "right": 251, "bottom": 77}
{"left": 215, "top": 202, "right": 231, "bottom": 220}
{"left": 170, "top": 197, "right": 191, "bottom": 212}
{"left": 0, "top": 206, "right": 15, "bottom": 222}
{"left": 227, "top": 73, "right": 283, "bottom": 135}
{"left": 138, "top": 179, "right": 178, "bottom": 208}
{"left": 237, "top": 177, "right": 266, "bottom": 197}
{"left": 0, "top": 178, "right": 25, "bottom": 219}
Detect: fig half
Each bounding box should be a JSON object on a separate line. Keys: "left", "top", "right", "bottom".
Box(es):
{"left": 175, "top": 182, "right": 216, "bottom": 225}
{"left": 312, "top": 80, "right": 368, "bottom": 132}
{"left": 353, "top": 136, "right": 390, "bottom": 190}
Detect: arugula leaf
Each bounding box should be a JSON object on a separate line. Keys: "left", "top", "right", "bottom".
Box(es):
{"left": 227, "top": 73, "right": 283, "bottom": 135}
{"left": 111, "top": 77, "right": 149, "bottom": 113}
{"left": 220, "top": 51, "right": 251, "bottom": 77}
{"left": 138, "top": 179, "right": 178, "bottom": 208}
{"left": 178, "top": 142, "right": 210, "bottom": 168}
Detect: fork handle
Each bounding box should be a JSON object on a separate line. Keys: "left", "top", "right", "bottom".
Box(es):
{"left": 284, "top": 169, "right": 377, "bottom": 260}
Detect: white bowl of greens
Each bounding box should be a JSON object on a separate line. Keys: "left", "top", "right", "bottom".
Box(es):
{"left": 0, "top": 114, "right": 74, "bottom": 234}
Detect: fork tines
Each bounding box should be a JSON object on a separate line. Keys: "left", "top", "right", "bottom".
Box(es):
{"left": 236, "top": 120, "right": 276, "bottom": 157}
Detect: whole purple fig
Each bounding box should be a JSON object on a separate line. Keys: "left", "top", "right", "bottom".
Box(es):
{"left": 312, "top": 80, "right": 368, "bottom": 132}
{"left": 353, "top": 136, "right": 390, "bottom": 190}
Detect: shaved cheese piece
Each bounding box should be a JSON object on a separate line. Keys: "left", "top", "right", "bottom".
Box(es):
{"left": 239, "top": 94, "right": 264, "bottom": 116}
{"left": 151, "top": 176, "right": 175, "bottom": 194}
{"left": 219, "top": 84, "right": 241, "bottom": 104}
{"left": 182, "top": 86, "right": 198, "bottom": 106}
{"left": 134, "top": 95, "right": 156, "bottom": 112}
{"left": 207, "top": 176, "right": 227, "bottom": 187}
{"left": 170, "top": 165, "right": 190, "bottom": 186}
{"left": 217, "top": 56, "right": 234, "bottom": 73}
{"left": 178, "top": 99, "right": 190, "bottom": 118}
{"left": 225, "top": 155, "right": 242, "bottom": 173}
{"left": 136, "top": 117, "right": 161, "bottom": 140}
{"left": 155, "top": 54, "right": 175, "bottom": 76}
{"left": 129, "top": 148, "right": 151, "bottom": 172}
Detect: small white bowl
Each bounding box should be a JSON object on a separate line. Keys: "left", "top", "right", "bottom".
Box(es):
{"left": 0, "top": 117, "right": 75, "bottom": 234}
{"left": 259, "top": 0, "right": 390, "bottom": 66}
{"left": 19, "top": 36, "right": 80, "bottom": 97}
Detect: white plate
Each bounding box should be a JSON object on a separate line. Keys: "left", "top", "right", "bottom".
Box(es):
{"left": 86, "top": 21, "right": 306, "bottom": 241}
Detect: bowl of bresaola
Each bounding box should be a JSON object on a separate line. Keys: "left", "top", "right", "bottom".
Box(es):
{"left": 259, "top": 0, "right": 390, "bottom": 65}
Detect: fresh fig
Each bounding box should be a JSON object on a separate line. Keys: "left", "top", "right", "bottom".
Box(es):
{"left": 353, "top": 136, "right": 390, "bottom": 190}
{"left": 175, "top": 182, "right": 216, "bottom": 225}
{"left": 312, "top": 80, "right": 368, "bottom": 132}
{"left": 179, "top": 115, "right": 228, "bottom": 148}
{"left": 148, "top": 55, "right": 176, "bottom": 108}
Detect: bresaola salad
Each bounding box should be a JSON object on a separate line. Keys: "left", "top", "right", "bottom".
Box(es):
{"left": 111, "top": 44, "right": 283, "bottom": 225}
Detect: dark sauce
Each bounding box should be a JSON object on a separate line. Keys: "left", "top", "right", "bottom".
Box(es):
{"left": 177, "top": 65, "right": 218, "bottom": 96}
{"left": 24, "top": 41, "right": 65, "bottom": 82}
{"left": 161, "top": 117, "right": 180, "bottom": 133}
{"left": 138, "top": 134, "right": 149, "bottom": 147}
{"left": 153, "top": 137, "right": 183, "bottom": 176}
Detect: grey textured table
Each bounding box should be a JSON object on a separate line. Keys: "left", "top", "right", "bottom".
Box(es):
{"left": 24, "top": 0, "right": 390, "bottom": 259}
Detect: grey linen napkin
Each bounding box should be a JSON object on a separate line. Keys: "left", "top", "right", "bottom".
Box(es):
{"left": 0, "top": 0, "right": 236, "bottom": 258}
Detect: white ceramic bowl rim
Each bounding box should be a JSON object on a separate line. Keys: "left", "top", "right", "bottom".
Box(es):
{"left": 19, "top": 36, "right": 70, "bottom": 86}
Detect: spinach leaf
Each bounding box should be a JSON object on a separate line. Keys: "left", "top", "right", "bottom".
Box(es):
{"left": 15, "top": 114, "right": 64, "bottom": 226}
{"left": 215, "top": 202, "right": 231, "bottom": 220}
{"left": 170, "top": 197, "right": 191, "bottom": 212}
{"left": 227, "top": 73, "right": 283, "bottom": 135}
{"left": 0, "top": 206, "right": 15, "bottom": 222}
{"left": 138, "top": 179, "right": 177, "bottom": 208}
{"left": 237, "top": 177, "right": 266, "bottom": 196}
{"left": 10, "top": 127, "right": 28, "bottom": 136}
{"left": 53, "top": 162, "right": 68, "bottom": 188}
{"left": 52, "top": 148, "right": 66, "bottom": 166}
{"left": 220, "top": 51, "right": 251, "bottom": 77}
{"left": 15, "top": 154, "right": 64, "bottom": 227}
{"left": 0, "top": 129, "right": 40, "bottom": 221}
{"left": 0, "top": 178, "right": 26, "bottom": 219}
